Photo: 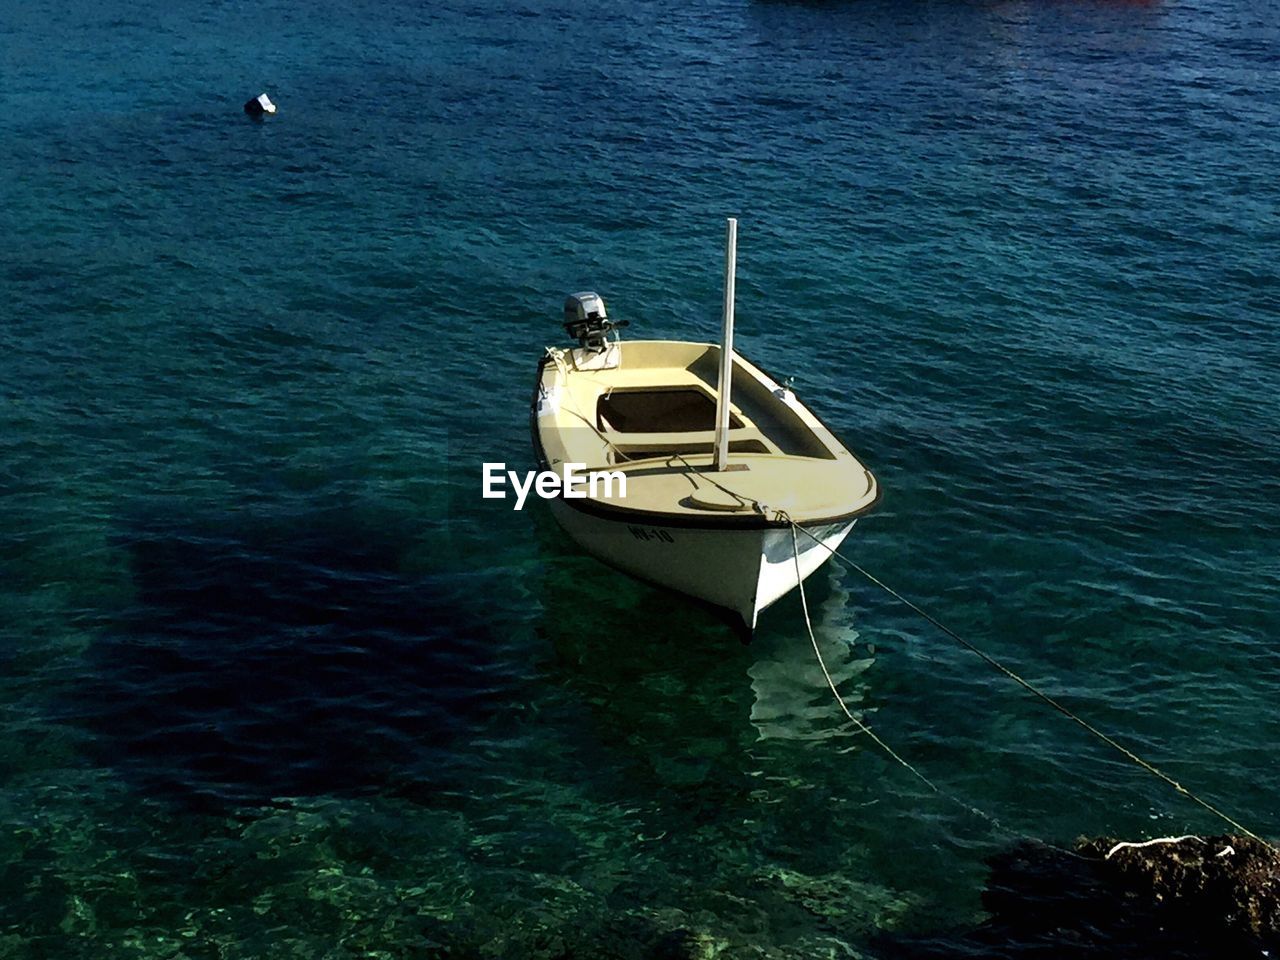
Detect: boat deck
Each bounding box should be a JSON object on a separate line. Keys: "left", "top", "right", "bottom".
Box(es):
{"left": 536, "top": 340, "right": 877, "bottom": 524}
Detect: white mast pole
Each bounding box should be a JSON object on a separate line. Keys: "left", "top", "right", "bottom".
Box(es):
{"left": 713, "top": 217, "right": 737, "bottom": 472}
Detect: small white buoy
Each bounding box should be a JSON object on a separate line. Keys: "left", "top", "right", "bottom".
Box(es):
{"left": 243, "top": 93, "right": 277, "bottom": 119}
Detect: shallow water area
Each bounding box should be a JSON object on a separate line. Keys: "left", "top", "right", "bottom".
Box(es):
{"left": 2, "top": 0, "right": 1278, "bottom": 955}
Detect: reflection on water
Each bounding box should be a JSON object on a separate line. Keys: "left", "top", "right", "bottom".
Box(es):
{"left": 749, "top": 566, "right": 877, "bottom": 742}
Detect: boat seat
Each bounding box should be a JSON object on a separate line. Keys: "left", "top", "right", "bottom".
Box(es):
{"left": 604, "top": 428, "right": 777, "bottom": 464}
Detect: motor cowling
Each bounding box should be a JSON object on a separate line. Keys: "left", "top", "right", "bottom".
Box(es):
{"left": 563, "top": 291, "right": 627, "bottom": 352}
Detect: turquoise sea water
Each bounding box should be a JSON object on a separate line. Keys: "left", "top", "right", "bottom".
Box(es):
{"left": 2, "top": 0, "right": 1278, "bottom": 955}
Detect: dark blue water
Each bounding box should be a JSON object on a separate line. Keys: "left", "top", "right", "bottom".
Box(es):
{"left": 2, "top": 0, "right": 1278, "bottom": 955}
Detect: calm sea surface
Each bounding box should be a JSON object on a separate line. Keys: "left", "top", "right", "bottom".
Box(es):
{"left": 1, "top": 0, "right": 1277, "bottom": 955}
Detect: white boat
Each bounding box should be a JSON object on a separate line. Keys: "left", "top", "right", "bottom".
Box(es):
{"left": 530, "top": 221, "right": 879, "bottom": 636}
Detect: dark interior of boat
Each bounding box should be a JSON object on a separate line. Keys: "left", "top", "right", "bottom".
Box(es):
{"left": 596, "top": 388, "right": 743, "bottom": 433}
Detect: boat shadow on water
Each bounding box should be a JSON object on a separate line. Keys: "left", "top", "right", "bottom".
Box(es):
{"left": 52, "top": 504, "right": 527, "bottom": 813}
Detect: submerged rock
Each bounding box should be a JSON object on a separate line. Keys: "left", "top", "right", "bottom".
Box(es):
{"left": 881, "top": 834, "right": 1280, "bottom": 959}
{"left": 1077, "top": 834, "right": 1280, "bottom": 948}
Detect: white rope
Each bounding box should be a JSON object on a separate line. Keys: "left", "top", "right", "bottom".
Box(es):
{"left": 787, "top": 522, "right": 1028, "bottom": 838}
{"left": 1105, "top": 835, "right": 1204, "bottom": 859}
{"left": 543, "top": 347, "right": 623, "bottom": 462}
{"left": 786, "top": 520, "right": 1277, "bottom": 853}
{"left": 788, "top": 524, "right": 941, "bottom": 794}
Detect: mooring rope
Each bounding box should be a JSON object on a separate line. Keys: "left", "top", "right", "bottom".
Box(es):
{"left": 785, "top": 520, "right": 1037, "bottom": 841}
{"left": 543, "top": 347, "right": 625, "bottom": 462}
{"left": 635, "top": 450, "right": 1271, "bottom": 849}
{"left": 786, "top": 520, "right": 1276, "bottom": 852}
{"left": 787, "top": 524, "right": 940, "bottom": 793}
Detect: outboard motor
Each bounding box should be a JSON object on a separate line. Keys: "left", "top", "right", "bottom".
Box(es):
{"left": 563, "top": 291, "right": 628, "bottom": 353}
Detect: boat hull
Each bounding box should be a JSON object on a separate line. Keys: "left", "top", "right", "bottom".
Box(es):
{"left": 549, "top": 498, "right": 854, "bottom": 633}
